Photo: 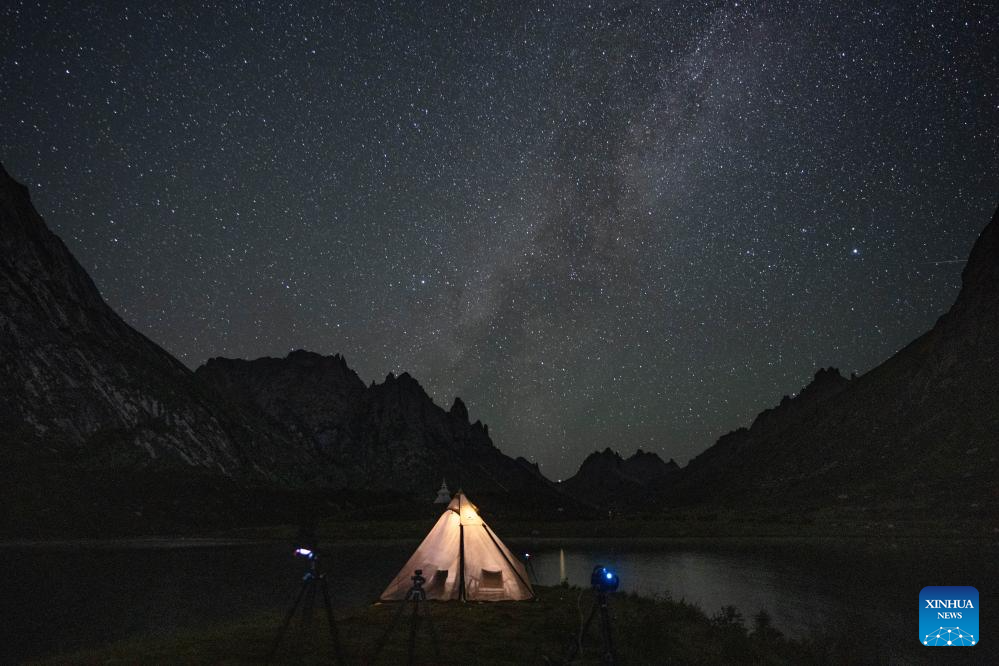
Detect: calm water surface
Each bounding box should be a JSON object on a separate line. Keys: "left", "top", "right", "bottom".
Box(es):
{"left": 0, "top": 540, "right": 412, "bottom": 663}
{"left": 529, "top": 538, "right": 998, "bottom": 664}
{"left": 1, "top": 537, "right": 995, "bottom": 663}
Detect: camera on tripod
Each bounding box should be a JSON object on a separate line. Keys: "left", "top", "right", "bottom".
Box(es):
{"left": 267, "top": 543, "right": 347, "bottom": 665}
{"left": 590, "top": 565, "right": 620, "bottom": 593}
{"left": 564, "top": 565, "right": 621, "bottom": 663}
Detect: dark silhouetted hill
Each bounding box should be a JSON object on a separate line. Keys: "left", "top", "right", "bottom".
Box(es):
{"left": 195, "top": 352, "right": 576, "bottom": 515}
{"left": 665, "top": 206, "right": 999, "bottom": 516}
{"left": 562, "top": 447, "right": 679, "bottom": 510}
{"left": 0, "top": 164, "right": 577, "bottom": 533}
{"left": 0, "top": 164, "right": 307, "bottom": 479}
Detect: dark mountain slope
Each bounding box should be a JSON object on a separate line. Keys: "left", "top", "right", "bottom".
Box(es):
{"left": 668, "top": 206, "right": 999, "bottom": 514}
{"left": 621, "top": 449, "right": 681, "bottom": 485}
{"left": 0, "top": 164, "right": 307, "bottom": 480}
{"left": 0, "top": 164, "right": 578, "bottom": 532}
{"left": 562, "top": 448, "right": 679, "bottom": 510}
{"left": 195, "top": 353, "right": 577, "bottom": 515}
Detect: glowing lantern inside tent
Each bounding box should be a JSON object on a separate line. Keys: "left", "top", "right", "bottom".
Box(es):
{"left": 380, "top": 491, "right": 533, "bottom": 601}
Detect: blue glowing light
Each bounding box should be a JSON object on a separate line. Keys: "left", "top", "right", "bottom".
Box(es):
{"left": 606, "top": 572, "right": 613, "bottom": 579}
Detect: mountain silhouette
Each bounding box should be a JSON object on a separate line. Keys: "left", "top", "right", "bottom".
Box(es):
{"left": 662, "top": 205, "right": 999, "bottom": 515}
{"left": 0, "top": 164, "right": 573, "bottom": 534}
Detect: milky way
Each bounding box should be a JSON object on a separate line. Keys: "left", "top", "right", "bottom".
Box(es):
{"left": 3, "top": 1, "right": 997, "bottom": 477}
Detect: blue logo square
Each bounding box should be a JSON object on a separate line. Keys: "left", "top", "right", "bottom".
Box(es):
{"left": 920, "top": 586, "right": 979, "bottom": 646}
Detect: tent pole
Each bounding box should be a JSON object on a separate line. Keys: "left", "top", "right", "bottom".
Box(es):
{"left": 458, "top": 523, "right": 466, "bottom": 601}
{"left": 458, "top": 525, "right": 465, "bottom": 601}
{"left": 457, "top": 493, "right": 466, "bottom": 601}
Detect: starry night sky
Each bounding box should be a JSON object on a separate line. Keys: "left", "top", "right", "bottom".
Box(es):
{"left": 2, "top": 1, "right": 997, "bottom": 478}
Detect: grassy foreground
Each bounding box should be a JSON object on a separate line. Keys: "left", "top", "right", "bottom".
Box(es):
{"left": 32, "top": 586, "right": 819, "bottom": 665}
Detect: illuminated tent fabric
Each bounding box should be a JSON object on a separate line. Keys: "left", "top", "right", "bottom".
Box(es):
{"left": 380, "top": 491, "right": 534, "bottom": 601}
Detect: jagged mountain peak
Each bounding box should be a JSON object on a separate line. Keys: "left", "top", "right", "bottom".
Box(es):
{"left": 562, "top": 445, "right": 681, "bottom": 510}
{"left": 788, "top": 367, "right": 850, "bottom": 404}
{"left": 626, "top": 448, "right": 668, "bottom": 464}
{"left": 195, "top": 350, "right": 521, "bottom": 493}
{"left": 202, "top": 349, "right": 359, "bottom": 380}
{"left": 450, "top": 396, "right": 470, "bottom": 421}
{"left": 1, "top": 164, "right": 579, "bottom": 532}
{"left": 381, "top": 370, "right": 421, "bottom": 388}
{"left": 285, "top": 348, "right": 350, "bottom": 366}
{"left": 745, "top": 366, "right": 851, "bottom": 434}
{"left": 809, "top": 366, "right": 845, "bottom": 385}
{"left": 577, "top": 447, "right": 679, "bottom": 474}
{"left": 572, "top": 448, "right": 625, "bottom": 475}
{"left": 621, "top": 449, "right": 680, "bottom": 484}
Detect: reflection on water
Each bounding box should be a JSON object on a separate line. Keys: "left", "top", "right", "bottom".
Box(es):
{"left": 533, "top": 547, "right": 834, "bottom": 640}
{"left": 0, "top": 540, "right": 414, "bottom": 663}
{"left": 529, "top": 539, "right": 998, "bottom": 664}
{"left": 1, "top": 538, "right": 995, "bottom": 663}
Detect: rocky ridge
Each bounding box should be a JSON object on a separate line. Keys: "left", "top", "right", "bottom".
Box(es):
{"left": 195, "top": 352, "right": 562, "bottom": 508}
{"left": 0, "top": 164, "right": 575, "bottom": 532}
{"left": 661, "top": 206, "right": 999, "bottom": 513}
{"left": 561, "top": 447, "right": 679, "bottom": 510}
{"left": 0, "top": 164, "right": 306, "bottom": 480}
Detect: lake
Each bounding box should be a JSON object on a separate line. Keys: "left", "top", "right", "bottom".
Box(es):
{"left": 1, "top": 536, "right": 995, "bottom": 663}
{"left": 528, "top": 537, "right": 998, "bottom": 663}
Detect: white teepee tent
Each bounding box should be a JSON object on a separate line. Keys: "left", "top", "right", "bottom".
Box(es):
{"left": 380, "top": 491, "right": 534, "bottom": 601}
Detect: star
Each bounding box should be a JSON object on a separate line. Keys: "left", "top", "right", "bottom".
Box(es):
{"left": 1, "top": 0, "right": 996, "bottom": 478}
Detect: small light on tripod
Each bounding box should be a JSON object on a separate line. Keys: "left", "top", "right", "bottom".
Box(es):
{"left": 524, "top": 552, "right": 531, "bottom": 559}
{"left": 590, "top": 565, "right": 619, "bottom": 592}
{"left": 295, "top": 547, "right": 315, "bottom": 559}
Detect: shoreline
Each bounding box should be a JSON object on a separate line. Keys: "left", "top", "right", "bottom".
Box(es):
{"left": 3, "top": 531, "right": 996, "bottom": 549}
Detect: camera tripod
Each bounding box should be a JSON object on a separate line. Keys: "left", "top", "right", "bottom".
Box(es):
{"left": 565, "top": 588, "right": 617, "bottom": 665}
{"left": 266, "top": 553, "right": 348, "bottom": 665}
{"left": 523, "top": 552, "right": 539, "bottom": 585}
{"left": 368, "top": 569, "right": 441, "bottom": 665}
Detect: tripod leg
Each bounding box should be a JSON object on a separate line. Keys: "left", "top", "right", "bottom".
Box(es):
{"left": 368, "top": 597, "right": 411, "bottom": 665}
{"left": 420, "top": 598, "right": 443, "bottom": 661}
{"left": 566, "top": 601, "right": 598, "bottom": 662}
{"left": 266, "top": 579, "right": 309, "bottom": 665}
{"left": 407, "top": 598, "right": 422, "bottom": 666}
{"left": 597, "top": 595, "right": 617, "bottom": 665}
{"left": 301, "top": 580, "right": 317, "bottom": 648}
{"left": 319, "top": 577, "right": 348, "bottom": 666}
{"left": 305, "top": 580, "right": 317, "bottom": 622}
